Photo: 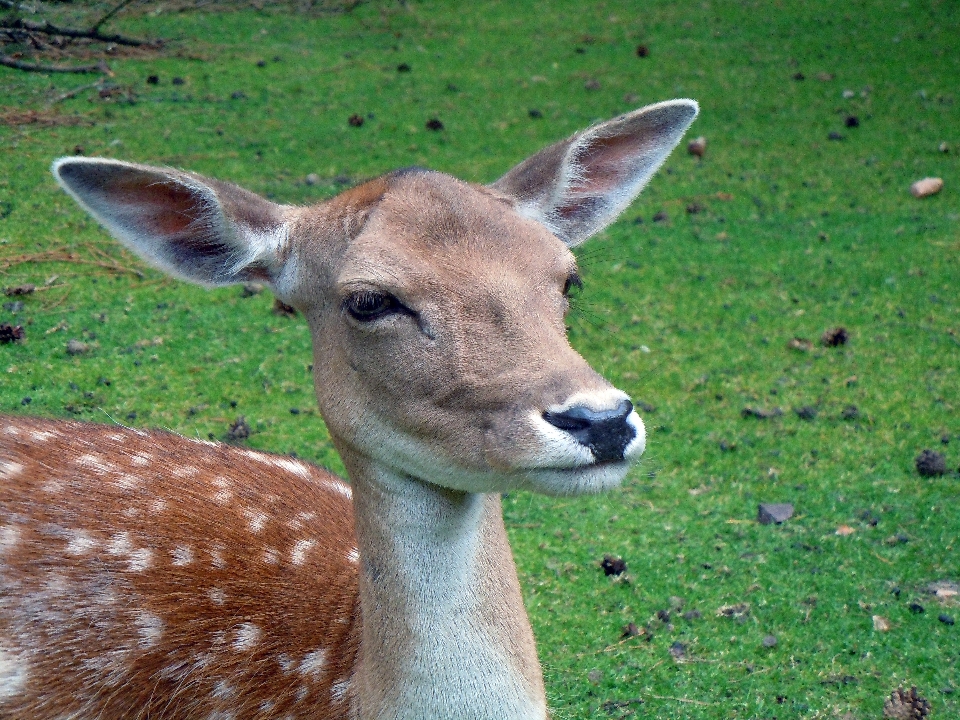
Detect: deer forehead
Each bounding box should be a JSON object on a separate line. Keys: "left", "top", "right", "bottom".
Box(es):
{"left": 319, "top": 171, "right": 576, "bottom": 299}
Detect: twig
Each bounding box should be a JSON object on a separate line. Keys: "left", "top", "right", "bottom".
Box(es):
{"left": 0, "top": 54, "right": 105, "bottom": 73}
{"left": 0, "top": 16, "right": 152, "bottom": 47}
{"left": 91, "top": 0, "right": 138, "bottom": 33}
{"left": 47, "top": 78, "right": 105, "bottom": 105}
{"left": 0, "top": 246, "right": 144, "bottom": 278}
{"left": 648, "top": 694, "right": 713, "bottom": 706}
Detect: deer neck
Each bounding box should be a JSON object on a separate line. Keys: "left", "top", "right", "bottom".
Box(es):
{"left": 341, "top": 450, "right": 548, "bottom": 720}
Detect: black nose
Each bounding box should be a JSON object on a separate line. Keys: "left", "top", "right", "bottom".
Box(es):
{"left": 543, "top": 399, "right": 635, "bottom": 463}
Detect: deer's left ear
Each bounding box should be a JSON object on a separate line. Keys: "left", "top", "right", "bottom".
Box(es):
{"left": 52, "top": 157, "right": 293, "bottom": 288}
{"left": 492, "top": 99, "right": 698, "bottom": 247}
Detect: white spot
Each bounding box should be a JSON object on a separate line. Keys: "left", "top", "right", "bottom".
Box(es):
{"left": 107, "top": 532, "right": 133, "bottom": 556}
{"left": 128, "top": 548, "right": 153, "bottom": 572}
{"left": 29, "top": 429, "right": 57, "bottom": 442}
{"left": 207, "top": 712, "right": 235, "bottom": 720}
{"left": 347, "top": 547, "right": 360, "bottom": 564}
{"left": 66, "top": 530, "right": 98, "bottom": 555}
{"left": 0, "top": 525, "right": 20, "bottom": 554}
{"left": 246, "top": 511, "right": 268, "bottom": 534}
{"left": 171, "top": 545, "right": 194, "bottom": 566}
{"left": 331, "top": 679, "right": 350, "bottom": 703}
{"left": 296, "top": 686, "right": 309, "bottom": 703}
{"left": 262, "top": 547, "right": 279, "bottom": 565}
{"left": 131, "top": 452, "right": 152, "bottom": 466}
{"left": 210, "top": 546, "right": 226, "bottom": 569}
{"left": 122, "top": 506, "right": 140, "bottom": 519}
{"left": 212, "top": 680, "right": 235, "bottom": 699}
{"left": 77, "top": 453, "right": 115, "bottom": 474}
{"left": 258, "top": 700, "right": 276, "bottom": 713}
{"left": 106, "top": 433, "right": 126, "bottom": 443}
{"left": 0, "top": 646, "right": 27, "bottom": 699}
{"left": 208, "top": 587, "right": 226, "bottom": 605}
{"left": 159, "top": 661, "right": 191, "bottom": 682}
{"left": 2, "top": 425, "right": 20, "bottom": 436}
{"left": 271, "top": 457, "right": 311, "bottom": 479}
{"left": 0, "top": 460, "right": 23, "bottom": 480}
{"left": 115, "top": 473, "right": 141, "bottom": 490}
{"left": 277, "top": 653, "right": 296, "bottom": 673}
{"left": 233, "top": 623, "right": 261, "bottom": 652}
{"left": 290, "top": 539, "right": 315, "bottom": 566}
{"left": 211, "top": 477, "right": 232, "bottom": 505}
{"left": 134, "top": 610, "right": 164, "bottom": 648}
{"left": 171, "top": 465, "right": 199, "bottom": 478}
{"left": 149, "top": 498, "right": 167, "bottom": 515}
{"left": 298, "top": 649, "right": 327, "bottom": 679}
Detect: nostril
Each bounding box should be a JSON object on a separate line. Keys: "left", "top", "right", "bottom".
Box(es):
{"left": 543, "top": 399, "right": 633, "bottom": 431}
{"left": 542, "top": 399, "right": 636, "bottom": 463}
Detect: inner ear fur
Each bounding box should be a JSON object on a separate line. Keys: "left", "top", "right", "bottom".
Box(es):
{"left": 492, "top": 99, "right": 699, "bottom": 246}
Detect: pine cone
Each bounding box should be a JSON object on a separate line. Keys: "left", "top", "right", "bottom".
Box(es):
{"left": 883, "top": 687, "right": 931, "bottom": 719}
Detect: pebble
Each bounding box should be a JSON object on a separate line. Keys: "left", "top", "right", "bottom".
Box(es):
{"left": 910, "top": 177, "right": 943, "bottom": 198}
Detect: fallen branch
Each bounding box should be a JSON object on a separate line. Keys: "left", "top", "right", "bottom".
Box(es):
{"left": 0, "top": 54, "right": 106, "bottom": 73}
{"left": 0, "top": 15, "right": 153, "bottom": 47}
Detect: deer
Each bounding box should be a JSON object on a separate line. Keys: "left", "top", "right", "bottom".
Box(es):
{"left": 0, "top": 98, "right": 698, "bottom": 719}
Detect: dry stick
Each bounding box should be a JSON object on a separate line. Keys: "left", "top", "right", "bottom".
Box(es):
{"left": 47, "top": 78, "right": 106, "bottom": 105}
{"left": 0, "top": 17, "right": 152, "bottom": 47}
{"left": 0, "top": 247, "right": 144, "bottom": 278}
{"left": 0, "top": 55, "right": 103, "bottom": 72}
{"left": 648, "top": 694, "right": 714, "bottom": 706}
{"left": 91, "top": 0, "right": 138, "bottom": 33}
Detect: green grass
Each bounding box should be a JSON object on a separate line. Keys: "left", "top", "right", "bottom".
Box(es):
{"left": 1, "top": 1, "right": 958, "bottom": 718}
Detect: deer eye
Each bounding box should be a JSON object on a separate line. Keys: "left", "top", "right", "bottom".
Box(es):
{"left": 344, "top": 290, "right": 404, "bottom": 322}
{"left": 563, "top": 271, "right": 583, "bottom": 297}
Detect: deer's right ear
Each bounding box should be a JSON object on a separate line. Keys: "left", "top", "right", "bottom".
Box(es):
{"left": 52, "top": 157, "right": 293, "bottom": 288}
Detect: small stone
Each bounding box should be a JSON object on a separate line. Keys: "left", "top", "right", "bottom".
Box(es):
{"left": 635, "top": 44, "right": 649, "bottom": 57}
{"left": 4, "top": 284, "right": 35, "bottom": 296}
{"left": 821, "top": 326, "right": 849, "bottom": 346}
{"left": 758, "top": 503, "right": 794, "bottom": 525}
{"left": 842, "top": 89, "right": 856, "bottom": 99}
{"left": 792, "top": 72, "right": 805, "bottom": 81}
{"left": 910, "top": 177, "right": 943, "bottom": 198}
{"left": 845, "top": 115, "right": 860, "bottom": 127}
{"left": 742, "top": 406, "right": 783, "bottom": 420}
{"left": 682, "top": 609, "right": 702, "bottom": 621}
{"left": 840, "top": 405, "right": 860, "bottom": 420}
{"left": 873, "top": 615, "right": 891, "bottom": 631}
{"left": 652, "top": 210, "right": 669, "bottom": 222}
{"left": 835, "top": 525, "right": 855, "bottom": 536}
{"left": 669, "top": 641, "right": 686, "bottom": 659}
{"left": 600, "top": 555, "right": 626, "bottom": 576}
{"left": 587, "top": 669, "right": 602, "bottom": 684}
{"left": 939, "top": 142, "right": 949, "bottom": 153}
{"left": 915, "top": 449, "right": 947, "bottom": 477}
{"left": 816, "top": 72, "right": 834, "bottom": 81}
{"left": 305, "top": 173, "right": 320, "bottom": 186}
{"left": 828, "top": 131, "right": 844, "bottom": 141}
{"left": 172, "top": 77, "right": 185, "bottom": 86}
{"left": 908, "top": 602, "right": 925, "bottom": 614}
{"left": 795, "top": 406, "right": 818, "bottom": 421}
{"left": 396, "top": 62, "right": 411, "bottom": 72}
{"left": 787, "top": 337, "right": 813, "bottom": 352}
{"left": 621, "top": 622, "right": 641, "bottom": 638}
{"left": 688, "top": 136, "right": 707, "bottom": 157}
{"left": 425, "top": 118, "right": 444, "bottom": 131}
{"left": 761, "top": 635, "right": 777, "bottom": 648}
{"left": 146, "top": 75, "right": 159, "bottom": 84}
{"left": 256, "top": 59, "right": 266, "bottom": 67}
{"left": 226, "top": 416, "right": 251, "bottom": 442}
{"left": 528, "top": 109, "right": 543, "bottom": 119}
{"left": 0, "top": 323, "right": 25, "bottom": 343}
{"left": 939, "top": 614, "right": 955, "bottom": 626}
{"left": 66, "top": 339, "right": 89, "bottom": 355}
{"left": 348, "top": 114, "right": 364, "bottom": 127}
{"left": 584, "top": 78, "right": 601, "bottom": 91}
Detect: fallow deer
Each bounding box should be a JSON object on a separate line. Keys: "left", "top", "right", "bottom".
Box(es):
{"left": 0, "top": 99, "right": 698, "bottom": 719}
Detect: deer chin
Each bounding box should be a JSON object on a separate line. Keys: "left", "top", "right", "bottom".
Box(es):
{"left": 519, "top": 460, "right": 633, "bottom": 496}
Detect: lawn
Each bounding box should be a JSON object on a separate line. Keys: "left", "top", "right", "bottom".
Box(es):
{"left": 1, "top": 1, "right": 958, "bottom": 717}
